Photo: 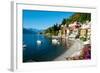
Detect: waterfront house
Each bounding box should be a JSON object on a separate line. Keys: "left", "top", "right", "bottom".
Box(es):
{"left": 68, "top": 21, "right": 81, "bottom": 38}
{"left": 79, "top": 21, "right": 91, "bottom": 41}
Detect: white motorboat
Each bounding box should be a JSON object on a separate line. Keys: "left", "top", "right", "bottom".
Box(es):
{"left": 37, "top": 40, "right": 42, "bottom": 45}
{"left": 52, "top": 39, "right": 58, "bottom": 45}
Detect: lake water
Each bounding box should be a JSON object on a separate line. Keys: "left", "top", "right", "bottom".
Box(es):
{"left": 23, "top": 33, "right": 68, "bottom": 62}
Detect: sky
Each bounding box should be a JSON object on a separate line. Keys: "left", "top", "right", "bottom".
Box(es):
{"left": 23, "top": 10, "right": 74, "bottom": 30}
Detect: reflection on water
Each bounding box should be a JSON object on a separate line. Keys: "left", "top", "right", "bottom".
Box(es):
{"left": 23, "top": 33, "right": 69, "bottom": 62}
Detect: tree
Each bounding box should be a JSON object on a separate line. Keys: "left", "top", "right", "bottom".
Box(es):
{"left": 61, "top": 18, "right": 67, "bottom": 25}
{"left": 69, "top": 13, "right": 91, "bottom": 23}
{"left": 44, "top": 13, "right": 91, "bottom": 36}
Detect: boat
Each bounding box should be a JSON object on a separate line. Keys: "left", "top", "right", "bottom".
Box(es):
{"left": 37, "top": 40, "right": 42, "bottom": 45}
{"left": 23, "top": 44, "right": 26, "bottom": 48}
{"left": 52, "top": 39, "right": 59, "bottom": 45}
{"left": 57, "top": 41, "right": 60, "bottom": 45}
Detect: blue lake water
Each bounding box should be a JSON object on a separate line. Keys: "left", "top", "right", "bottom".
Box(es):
{"left": 23, "top": 33, "right": 68, "bottom": 62}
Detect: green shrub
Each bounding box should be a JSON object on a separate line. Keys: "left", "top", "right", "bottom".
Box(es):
{"left": 80, "top": 37, "right": 87, "bottom": 41}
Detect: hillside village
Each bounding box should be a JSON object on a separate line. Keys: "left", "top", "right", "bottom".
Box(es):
{"left": 44, "top": 13, "right": 91, "bottom": 60}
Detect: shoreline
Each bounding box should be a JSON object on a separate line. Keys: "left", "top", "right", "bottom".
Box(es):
{"left": 54, "top": 39, "right": 84, "bottom": 61}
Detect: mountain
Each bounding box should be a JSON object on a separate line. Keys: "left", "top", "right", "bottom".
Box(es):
{"left": 31, "top": 29, "right": 43, "bottom": 33}
{"left": 23, "top": 28, "right": 43, "bottom": 34}
{"left": 23, "top": 28, "right": 36, "bottom": 34}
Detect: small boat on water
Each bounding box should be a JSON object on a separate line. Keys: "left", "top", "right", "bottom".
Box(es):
{"left": 23, "top": 44, "right": 26, "bottom": 48}
{"left": 52, "top": 39, "right": 60, "bottom": 45}
{"left": 37, "top": 40, "right": 42, "bottom": 45}
{"left": 57, "top": 41, "right": 60, "bottom": 45}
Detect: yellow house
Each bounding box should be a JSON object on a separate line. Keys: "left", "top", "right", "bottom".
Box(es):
{"left": 79, "top": 21, "right": 91, "bottom": 41}
{"left": 79, "top": 29, "right": 87, "bottom": 38}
